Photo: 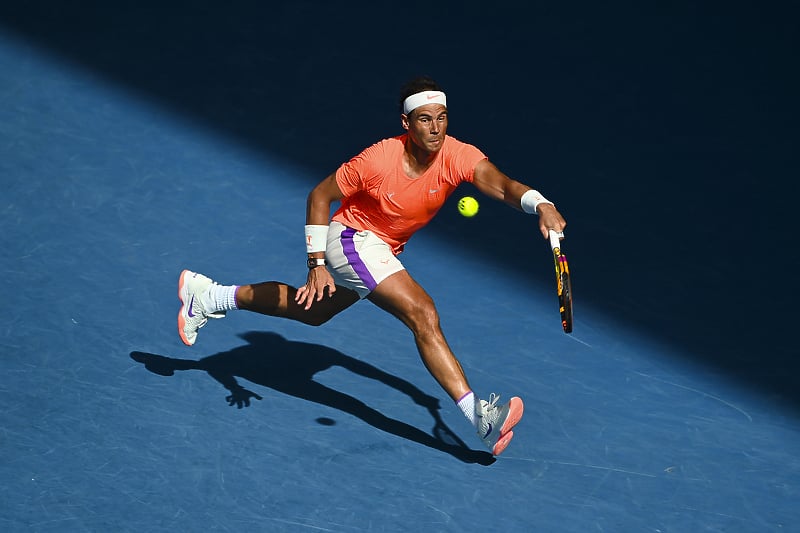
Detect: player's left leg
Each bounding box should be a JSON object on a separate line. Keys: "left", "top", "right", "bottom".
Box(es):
{"left": 366, "top": 269, "right": 471, "bottom": 402}
{"left": 367, "top": 270, "right": 524, "bottom": 455}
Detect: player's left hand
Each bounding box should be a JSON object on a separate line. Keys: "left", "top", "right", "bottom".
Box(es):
{"left": 536, "top": 204, "right": 567, "bottom": 239}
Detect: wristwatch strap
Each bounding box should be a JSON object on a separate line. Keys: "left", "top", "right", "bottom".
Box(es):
{"left": 307, "top": 257, "right": 327, "bottom": 269}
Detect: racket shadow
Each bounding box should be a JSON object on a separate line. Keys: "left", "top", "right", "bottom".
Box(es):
{"left": 130, "top": 331, "right": 495, "bottom": 466}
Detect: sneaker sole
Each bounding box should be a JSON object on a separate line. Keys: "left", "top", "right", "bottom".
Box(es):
{"left": 499, "top": 396, "right": 524, "bottom": 436}
{"left": 493, "top": 430, "right": 514, "bottom": 455}
{"left": 177, "top": 269, "right": 193, "bottom": 346}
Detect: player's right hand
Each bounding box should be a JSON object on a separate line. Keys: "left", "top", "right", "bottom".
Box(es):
{"left": 295, "top": 267, "right": 337, "bottom": 310}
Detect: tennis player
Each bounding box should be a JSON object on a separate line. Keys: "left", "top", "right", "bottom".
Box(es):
{"left": 178, "top": 76, "right": 567, "bottom": 456}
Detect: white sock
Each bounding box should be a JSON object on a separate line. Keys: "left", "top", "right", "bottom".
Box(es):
{"left": 456, "top": 391, "right": 476, "bottom": 427}
{"left": 202, "top": 284, "right": 239, "bottom": 313}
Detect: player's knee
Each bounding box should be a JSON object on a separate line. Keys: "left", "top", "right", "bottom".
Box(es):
{"left": 407, "top": 301, "right": 441, "bottom": 335}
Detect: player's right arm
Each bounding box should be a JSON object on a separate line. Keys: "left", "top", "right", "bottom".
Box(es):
{"left": 295, "top": 173, "right": 345, "bottom": 310}
{"left": 306, "top": 172, "right": 345, "bottom": 225}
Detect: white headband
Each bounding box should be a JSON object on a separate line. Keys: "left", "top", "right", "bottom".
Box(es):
{"left": 403, "top": 90, "right": 447, "bottom": 114}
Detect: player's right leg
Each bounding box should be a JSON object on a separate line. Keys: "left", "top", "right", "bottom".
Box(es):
{"left": 178, "top": 269, "right": 358, "bottom": 346}
{"left": 178, "top": 222, "right": 394, "bottom": 347}
{"left": 235, "top": 281, "right": 358, "bottom": 325}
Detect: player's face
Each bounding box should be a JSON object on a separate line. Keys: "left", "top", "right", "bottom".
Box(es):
{"left": 402, "top": 104, "right": 448, "bottom": 153}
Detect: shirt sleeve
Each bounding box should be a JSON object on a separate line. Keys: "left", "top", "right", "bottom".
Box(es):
{"left": 445, "top": 138, "right": 487, "bottom": 185}
{"left": 335, "top": 141, "right": 387, "bottom": 198}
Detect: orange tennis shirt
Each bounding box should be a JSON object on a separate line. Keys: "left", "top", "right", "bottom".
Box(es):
{"left": 332, "top": 134, "right": 486, "bottom": 254}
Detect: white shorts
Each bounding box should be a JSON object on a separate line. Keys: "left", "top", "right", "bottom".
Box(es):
{"left": 325, "top": 221, "right": 405, "bottom": 299}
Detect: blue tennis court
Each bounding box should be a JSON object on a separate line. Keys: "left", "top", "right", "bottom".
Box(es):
{"left": 2, "top": 2, "right": 798, "bottom": 531}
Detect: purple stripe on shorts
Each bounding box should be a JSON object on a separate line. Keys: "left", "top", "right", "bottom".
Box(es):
{"left": 341, "top": 227, "right": 378, "bottom": 291}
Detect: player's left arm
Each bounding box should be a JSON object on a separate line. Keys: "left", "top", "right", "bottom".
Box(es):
{"left": 472, "top": 159, "right": 567, "bottom": 238}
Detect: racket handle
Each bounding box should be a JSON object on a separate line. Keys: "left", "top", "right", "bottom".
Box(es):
{"left": 548, "top": 229, "right": 564, "bottom": 249}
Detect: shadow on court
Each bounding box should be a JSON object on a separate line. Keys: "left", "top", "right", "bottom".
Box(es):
{"left": 130, "top": 331, "right": 495, "bottom": 466}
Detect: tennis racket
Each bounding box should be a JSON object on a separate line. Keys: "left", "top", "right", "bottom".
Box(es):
{"left": 548, "top": 229, "right": 573, "bottom": 333}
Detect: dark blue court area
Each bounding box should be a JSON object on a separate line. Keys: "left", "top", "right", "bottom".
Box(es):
{"left": 2, "top": 2, "right": 798, "bottom": 531}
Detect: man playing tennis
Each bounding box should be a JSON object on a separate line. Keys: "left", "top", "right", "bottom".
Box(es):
{"left": 178, "top": 76, "right": 567, "bottom": 456}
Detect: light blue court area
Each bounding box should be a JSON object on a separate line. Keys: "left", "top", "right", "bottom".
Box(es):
{"left": 1, "top": 3, "right": 798, "bottom": 532}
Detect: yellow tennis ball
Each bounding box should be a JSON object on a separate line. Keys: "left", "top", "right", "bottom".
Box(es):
{"left": 457, "top": 196, "right": 479, "bottom": 217}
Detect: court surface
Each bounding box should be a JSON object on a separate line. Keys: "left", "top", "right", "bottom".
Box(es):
{"left": 2, "top": 3, "right": 798, "bottom": 531}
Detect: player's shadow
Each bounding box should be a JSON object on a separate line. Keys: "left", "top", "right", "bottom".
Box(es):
{"left": 130, "top": 331, "right": 495, "bottom": 465}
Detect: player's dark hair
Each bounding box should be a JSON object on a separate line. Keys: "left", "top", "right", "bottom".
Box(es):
{"left": 398, "top": 76, "right": 444, "bottom": 113}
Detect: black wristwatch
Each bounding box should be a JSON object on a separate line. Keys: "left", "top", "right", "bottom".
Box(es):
{"left": 307, "top": 257, "right": 327, "bottom": 269}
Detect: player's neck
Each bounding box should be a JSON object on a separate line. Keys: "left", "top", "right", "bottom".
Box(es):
{"left": 403, "top": 137, "right": 439, "bottom": 178}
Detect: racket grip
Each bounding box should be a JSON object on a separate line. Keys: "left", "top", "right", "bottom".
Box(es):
{"left": 548, "top": 229, "right": 564, "bottom": 249}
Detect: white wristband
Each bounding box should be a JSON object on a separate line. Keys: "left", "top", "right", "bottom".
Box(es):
{"left": 520, "top": 189, "right": 554, "bottom": 215}
{"left": 305, "top": 225, "right": 329, "bottom": 253}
